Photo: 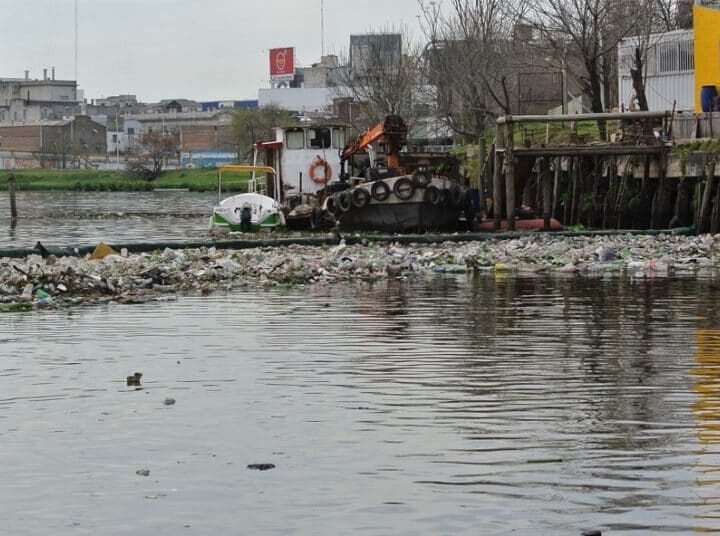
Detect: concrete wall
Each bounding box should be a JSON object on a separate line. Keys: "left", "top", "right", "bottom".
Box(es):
{"left": 258, "top": 87, "right": 335, "bottom": 113}
{"left": 693, "top": 5, "right": 720, "bottom": 112}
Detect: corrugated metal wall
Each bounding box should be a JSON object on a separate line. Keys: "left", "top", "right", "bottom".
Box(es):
{"left": 618, "top": 30, "right": 696, "bottom": 112}
{"left": 618, "top": 71, "right": 695, "bottom": 111}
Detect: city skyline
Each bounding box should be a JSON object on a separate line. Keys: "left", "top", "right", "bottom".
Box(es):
{"left": 1, "top": 0, "right": 423, "bottom": 103}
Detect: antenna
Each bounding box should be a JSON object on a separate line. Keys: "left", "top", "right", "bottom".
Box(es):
{"left": 74, "top": 0, "right": 78, "bottom": 84}
{"left": 321, "top": 0, "right": 325, "bottom": 57}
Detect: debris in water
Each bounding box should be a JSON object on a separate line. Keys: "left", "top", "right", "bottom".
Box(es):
{"left": 127, "top": 372, "right": 143, "bottom": 386}
{"left": 247, "top": 463, "right": 275, "bottom": 471}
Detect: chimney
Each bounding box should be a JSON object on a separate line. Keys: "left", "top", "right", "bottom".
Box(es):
{"left": 43, "top": 68, "right": 47, "bottom": 80}
{"left": 52, "top": 67, "right": 55, "bottom": 81}
{"left": 24, "top": 70, "right": 29, "bottom": 80}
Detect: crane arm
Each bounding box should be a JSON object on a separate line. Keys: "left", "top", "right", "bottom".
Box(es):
{"left": 339, "top": 115, "right": 407, "bottom": 179}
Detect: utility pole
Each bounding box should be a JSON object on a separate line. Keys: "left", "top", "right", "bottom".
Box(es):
{"left": 115, "top": 108, "right": 120, "bottom": 170}
{"left": 321, "top": 0, "right": 325, "bottom": 57}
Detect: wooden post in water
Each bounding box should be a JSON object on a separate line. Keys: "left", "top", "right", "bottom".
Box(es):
{"left": 542, "top": 157, "right": 552, "bottom": 230}
{"left": 8, "top": 174, "right": 17, "bottom": 225}
{"left": 505, "top": 122, "right": 516, "bottom": 231}
{"left": 698, "top": 160, "right": 715, "bottom": 234}
{"left": 552, "top": 157, "right": 560, "bottom": 220}
{"left": 492, "top": 130, "right": 504, "bottom": 231}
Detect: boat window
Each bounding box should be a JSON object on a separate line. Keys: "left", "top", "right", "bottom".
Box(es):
{"left": 332, "top": 128, "right": 346, "bottom": 149}
{"left": 307, "top": 128, "right": 331, "bottom": 149}
{"left": 286, "top": 129, "right": 304, "bottom": 150}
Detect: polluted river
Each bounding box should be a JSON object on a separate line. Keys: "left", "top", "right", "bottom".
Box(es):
{"left": 2, "top": 190, "right": 720, "bottom": 534}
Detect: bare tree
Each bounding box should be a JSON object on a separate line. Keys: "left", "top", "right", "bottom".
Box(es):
{"left": 230, "top": 105, "right": 294, "bottom": 160}
{"left": 126, "top": 132, "right": 178, "bottom": 180}
{"left": 525, "top": 0, "right": 647, "bottom": 137}
{"left": 418, "top": 0, "right": 528, "bottom": 141}
{"left": 333, "top": 26, "right": 423, "bottom": 132}
{"left": 619, "top": 0, "right": 679, "bottom": 112}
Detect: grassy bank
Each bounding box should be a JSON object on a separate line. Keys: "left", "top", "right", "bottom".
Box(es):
{"left": 0, "top": 168, "right": 252, "bottom": 192}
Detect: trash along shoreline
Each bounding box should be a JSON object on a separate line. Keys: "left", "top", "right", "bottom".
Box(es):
{"left": 1, "top": 231, "right": 719, "bottom": 312}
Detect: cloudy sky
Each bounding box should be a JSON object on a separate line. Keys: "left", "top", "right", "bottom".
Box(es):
{"left": 2, "top": 0, "right": 426, "bottom": 103}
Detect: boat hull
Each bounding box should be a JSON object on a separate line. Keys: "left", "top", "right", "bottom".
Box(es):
{"left": 331, "top": 175, "right": 465, "bottom": 233}
{"left": 211, "top": 192, "right": 283, "bottom": 232}
{"left": 338, "top": 202, "right": 461, "bottom": 232}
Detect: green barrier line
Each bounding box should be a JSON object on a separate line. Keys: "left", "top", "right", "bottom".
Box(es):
{"left": 0, "top": 227, "right": 695, "bottom": 259}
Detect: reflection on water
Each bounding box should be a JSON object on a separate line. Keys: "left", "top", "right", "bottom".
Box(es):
{"left": 1, "top": 275, "right": 719, "bottom": 534}
{"left": 0, "top": 191, "right": 217, "bottom": 247}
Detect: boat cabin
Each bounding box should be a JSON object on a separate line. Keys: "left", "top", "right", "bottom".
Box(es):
{"left": 255, "top": 123, "right": 347, "bottom": 204}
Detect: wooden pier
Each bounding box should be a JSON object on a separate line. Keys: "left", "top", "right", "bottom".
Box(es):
{"left": 490, "top": 111, "right": 720, "bottom": 233}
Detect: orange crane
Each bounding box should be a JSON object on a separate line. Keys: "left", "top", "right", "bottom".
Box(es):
{"left": 339, "top": 115, "right": 408, "bottom": 180}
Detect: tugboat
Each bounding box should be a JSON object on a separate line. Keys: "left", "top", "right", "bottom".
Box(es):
{"left": 325, "top": 115, "right": 466, "bottom": 233}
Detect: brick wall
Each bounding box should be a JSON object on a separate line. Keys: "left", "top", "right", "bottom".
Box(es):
{"left": 180, "top": 124, "right": 234, "bottom": 152}
{"left": 0, "top": 125, "right": 42, "bottom": 152}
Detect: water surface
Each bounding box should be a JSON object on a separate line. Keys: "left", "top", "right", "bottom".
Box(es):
{"left": 0, "top": 191, "right": 216, "bottom": 248}
{"left": 1, "top": 275, "right": 719, "bottom": 534}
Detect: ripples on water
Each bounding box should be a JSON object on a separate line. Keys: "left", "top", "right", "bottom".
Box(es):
{"left": 1, "top": 275, "right": 720, "bottom": 534}
{"left": 0, "top": 191, "right": 217, "bottom": 247}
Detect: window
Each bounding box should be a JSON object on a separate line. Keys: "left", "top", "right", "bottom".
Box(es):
{"left": 112, "top": 134, "right": 118, "bottom": 143}
{"left": 127, "top": 127, "right": 135, "bottom": 135}
{"left": 332, "top": 128, "right": 346, "bottom": 149}
{"left": 286, "top": 128, "right": 304, "bottom": 149}
{"left": 657, "top": 39, "right": 694, "bottom": 74}
{"left": 307, "top": 127, "right": 331, "bottom": 149}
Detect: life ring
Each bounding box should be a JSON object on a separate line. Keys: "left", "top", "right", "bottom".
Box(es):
{"left": 309, "top": 156, "right": 332, "bottom": 184}
{"left": 423, "top": 185, "right": 441, "bottom": 205}
{"left": 352, "top": 188, "right": 370, "bottom": 209}
{"left": 371, "top": 180, "right": 391, "bottom": 202}
{"left": 337, "top": 190, "right": 353, "bottom": 212}
{"left": 393, "top": 177, "right": 415, "bottom": 200}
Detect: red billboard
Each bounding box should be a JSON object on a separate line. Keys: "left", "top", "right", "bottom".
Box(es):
{"left": 269, "top": 47, "right": 295, "bottom": 80}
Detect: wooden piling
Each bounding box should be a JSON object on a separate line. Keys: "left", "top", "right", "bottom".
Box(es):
{"left": 552, "top": 157, "right": 560, "bottom": 219}
{"left": 492, "top": 135, "right": 504, "bottom": 230}
{"left": 698, "top": 160, "right": 716, "bottom": 234}
{"left": 542, "top": 157, "right": 552, "bottom": 230}
{"left": 8, "top": 174, "right": 17, "bottom": 224}
{"left": 504, "top": 122, "right": 516, "bottom": 231}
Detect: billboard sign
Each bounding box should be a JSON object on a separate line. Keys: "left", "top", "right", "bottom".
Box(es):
{"left": 269, "top": 47, "right": 295, "bottom": 81}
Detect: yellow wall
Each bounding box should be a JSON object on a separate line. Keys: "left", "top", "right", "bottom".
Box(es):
{"left": 694, "top": 5, "right": 720, "bottom": 112}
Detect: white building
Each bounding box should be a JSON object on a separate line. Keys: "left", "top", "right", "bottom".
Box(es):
{"left": 618, "top": 29, "right": 695, "bottom": 112}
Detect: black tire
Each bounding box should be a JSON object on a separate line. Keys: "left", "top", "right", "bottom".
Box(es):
{"left": 371, "top": 180, "right": 391, "bottom": 202}
{"left": 325, "top": 195, "right": 341, "bottom": 217}
{"left": 412, "top": 169, "right": 432, "bottom": 188}
{"left": 447, "top": 184, "right": 462, "bottom": 206}
{"left": 393, "top": 177, "right": 415, "bottom": 200}
{"left": 351, "top": 188, "right": 371, "bottom": 208}
{"left": 438, "top": 188, "right": 448, "bottom": 205}
{"left": 337, "top": 190, "right": 353, "bottom": 212}
{"left": 423, "top": 185, "right": 441, "bottom": 205}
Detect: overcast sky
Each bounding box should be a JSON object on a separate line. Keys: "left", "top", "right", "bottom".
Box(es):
{"left": 2, "top": 0, "right": 425, "bottom": 103}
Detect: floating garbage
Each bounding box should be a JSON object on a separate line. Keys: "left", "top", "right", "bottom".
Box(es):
{"left": 247, "top": 463, "right": 275, "bottom": 471}
{"left": 0, "top": 234, "right": 718, "bottom": 312}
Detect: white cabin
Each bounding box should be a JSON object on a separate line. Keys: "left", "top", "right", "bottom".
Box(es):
{"left": 257, "top": 124, "right": 347, "bottom": 203}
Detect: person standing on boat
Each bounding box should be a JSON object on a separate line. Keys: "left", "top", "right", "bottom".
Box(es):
{"left": 240, "top": 203, "right": 252, "bottom": 232}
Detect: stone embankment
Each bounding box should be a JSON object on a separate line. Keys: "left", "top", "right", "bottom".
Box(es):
{"left": 1, "top": 233, "right": 718, "bottom": 311}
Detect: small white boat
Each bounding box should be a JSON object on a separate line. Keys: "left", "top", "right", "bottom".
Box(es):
{"left": 210, "top": 165, "right": 285, "bottom": 232}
